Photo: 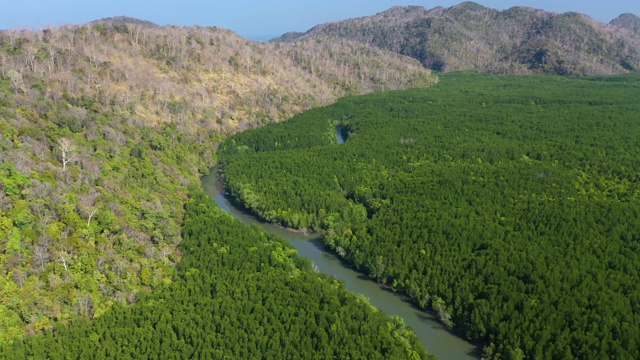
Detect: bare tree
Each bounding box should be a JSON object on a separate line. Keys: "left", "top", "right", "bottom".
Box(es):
{"left": 160, "top": 246, "right": 172, "bottom": 266}
{"left": 21, "top": 46, "right": 38, "bottom": 72}
{"left": 98, "top": 282, "right": 112, "bottom": 296}
{"left": 57, "top": 137, "right": 76, "bottom": 172}
{"left": 57, "top": 250, "right": 70, "bottom": 271}
{"left": 79, "top": 189, "right": 101, "bottom": 227}
{"left": 96, "top": 256, "right": 108, "bottom": 271}
{"left": 85, "top": 207, "right": 99, "bottom": 227}
{"left": 29, "top": 179, "right": 52, "bottom": 200}
{"left": 6, "top": 69, "right": 24, "bottom": 92}
{"left": 433, "top": 296, "right": 454, "bottom": 328}
{"left": 0, "top": 191, "right": 11, "bottom": 211}
{"left": 54, "top": 242, "right": 74, "bottom": 272}
{"left": 29, "top": 201, "right": 44, "bottom": 217}
{"left": 32, "top": 245, "right": 51, "bottom": 273}
{"left": 12, "top": 269, "right": 27, "bottom": 287}
{"left": 47, "top": 273, "right": 62, "bottom": 290}
{"left": 0, "top": 52, "right": 7, "bottom": 77}
{"left": 76, "top": 293, "right": 94, "bottom": 318}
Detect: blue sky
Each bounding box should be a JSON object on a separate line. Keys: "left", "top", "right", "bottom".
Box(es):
{"left": 1, "top": 1, "right": 638, "bottom": 40}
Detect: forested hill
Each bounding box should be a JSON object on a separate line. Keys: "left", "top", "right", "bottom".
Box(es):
{"left": 273, "top": 2, "right": 640, "bottom": 75}
{"left": 0, "top": 21, "right": 433, "bottom": 343}
{"left": 0, "top": 188, "right": 430, "bottom": 359}
{"left": 90, "top": 16, "right": 160, "bottom": 28}
{"left": 0, "top": 21, "right": 432, "bottom": 133}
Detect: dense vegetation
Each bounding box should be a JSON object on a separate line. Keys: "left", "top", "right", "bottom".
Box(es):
{"left": 0, "top": 20, "right": 434, "bottom": 341}
{"left": 0, "top": 85, "right": 218, "bottom": 343}
{"left": 219, "top": 73, "right": 640, "bottom": 359}
{"left": 276, "top": 2, "right": 640, "bottom": 75}
{"left": 1, "top": 188, "right": 430, "bottom": 359}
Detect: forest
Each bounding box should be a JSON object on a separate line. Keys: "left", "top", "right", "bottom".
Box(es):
{"left": 0, "top": 20, "right": 433, "bottom": 342}
{"left": 218, "top": 72, "right": 640, "bottom": 359}
{"left": 0, "top": 187, "right": 430, "bottom": 359}
{"left": 2, "top": 11, "right": 640, "bottom": 359}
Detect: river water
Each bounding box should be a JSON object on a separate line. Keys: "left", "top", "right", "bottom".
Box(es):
{"left": 201, "top": 172, "right": 480, "bottom": 359}
{"left": 336, "top": 125, "right": 347, "bottom": 144}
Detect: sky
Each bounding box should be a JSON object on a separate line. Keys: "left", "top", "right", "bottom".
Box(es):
{"left": 1, "top": 1, "right": 639, "bottom": 40}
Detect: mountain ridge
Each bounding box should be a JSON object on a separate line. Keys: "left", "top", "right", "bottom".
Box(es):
{"left": 273, "top": 2, "right": 640, "bottom": 75}
{"left": 611, "top": 13, "right": 640, "bottom": 33}
{"left": 90, "top": 16, "right": 159, "bottom": 28}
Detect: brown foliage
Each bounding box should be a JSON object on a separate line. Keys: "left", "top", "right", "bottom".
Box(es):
{"left": 285, "top": 4, "right": 640, "bottom": 75}
{"left": 0, "top": 23, "right": 433, "bottom": 134}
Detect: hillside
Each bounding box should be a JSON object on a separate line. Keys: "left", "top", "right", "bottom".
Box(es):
{"left": 1, "top": 22, "right": 432, "bottom": 133}
{"left": 274, "top": 2, "right": 640, "bottom": 75}
{"left": 0, "top": 21, "right": 434, "bottom": 343}
{"left": 1, "top": 189, "right": 430, "bottom": 359}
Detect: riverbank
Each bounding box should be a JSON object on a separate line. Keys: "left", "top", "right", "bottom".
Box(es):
{"left": 201, "top": 171, "right": 480, "bottom": 360}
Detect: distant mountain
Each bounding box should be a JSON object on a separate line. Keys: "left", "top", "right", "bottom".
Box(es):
{"left": 90, "top": 16, "right": 159, "bottom": 28}
{"left": 271, "top": 31, "right": 305, "bottom": 42}
{"left": 611, "top": 13, "right": 640, "bottom": 34}
{"left": 274, "top": 2, "right": 640, "bottom": 75}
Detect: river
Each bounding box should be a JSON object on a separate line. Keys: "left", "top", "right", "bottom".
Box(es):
{"left": 201, "top": 172, "right": 480, "bottom": 360}
{"left": 336, "top": 125, "right": 347, "bottom": 144}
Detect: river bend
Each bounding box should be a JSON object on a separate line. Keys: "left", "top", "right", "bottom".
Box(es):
{"left": 201, "top": 173, "right": 479, "bottom": 360}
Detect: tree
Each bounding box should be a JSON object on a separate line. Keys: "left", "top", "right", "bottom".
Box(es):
{"left": 79, "top": 190, "right": 101, "bottom": 228}
{"left": 160, "top": 246, "right": 172, "bottom": 266}
{"left": 6, "top": 69, "right": 24, "bottom": 93}
{"left": 57, "top": 137, "right": 76, "bottom": 172}
{"left": 32, "top": 245, "right": 51, "bottom": 273}
{"left": 84, "top": 207, "right": 98, "bottom": 227}
{"left": 54, "top": 242, "right": 73, "bottom": 272}
{"left": 6, "top": 227, "right": 23, "bottom": 254}
{"left": 12, "top": 269, "right": 26, "bottom": 288}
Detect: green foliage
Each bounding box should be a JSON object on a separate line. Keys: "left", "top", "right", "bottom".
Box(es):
{"left": 5, "top": 228, "right": 23, "bottom": 254}
{"left": 30, "top": 81, "right": 46, "bottom": 94}
{"left": 219, "top": 73, "right": 640, "bottom": 359}
{"left": 1, "top": 189, "right": 431, "bottom": 359}
{"left": 0, "top": 20, "right": 433, "bottom": 347}
{"left": 0, "top": 77, "right": 13, "bottom": 95}
{"left": 0, "top": 87, "right": 222, "bottom": 342}
{"left": 0, "top": 163, "right": 29, "bottom": 199}
{"left": 228, "top": 54, "right": 240, "bottom": 70}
